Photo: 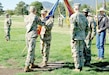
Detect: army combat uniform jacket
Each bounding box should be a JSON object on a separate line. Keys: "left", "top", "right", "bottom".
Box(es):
{"left": 25, "top": 13, "right": 44, "bottom": 67}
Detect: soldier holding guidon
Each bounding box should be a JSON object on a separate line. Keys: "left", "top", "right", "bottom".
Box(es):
{"left": 39, "top": 9, "right": 54, "bottom": 67}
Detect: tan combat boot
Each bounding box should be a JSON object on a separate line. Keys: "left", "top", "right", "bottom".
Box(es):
{"left": 30, "top": 63, "right": 40, "bottom": 68}
{"left": 73, "top": 67, "right": 82, "bottom": 72}
{"left": 24, "top": 66, "right": 33, "bottom": 72}
{"left": 39, "top": 61, "right": 47, "bottom": 67}
{"left": 73, "top": 68, "right": 81, "bottom": 72}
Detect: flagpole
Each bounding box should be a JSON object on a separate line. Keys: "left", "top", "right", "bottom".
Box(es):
{"left": 58, "top": 5, "right": 61, "bottom": 15}
{"left": 103, "top": 0, "right": 106, "bottom": 9}
{"left": 96, "top": 0, "right": 98, "bottom": 29}
{"left": 64, "top": 0, "right": 70, "bottom": 27}
{"left": 46, "top": 0, "right": 59, "bottom": 19}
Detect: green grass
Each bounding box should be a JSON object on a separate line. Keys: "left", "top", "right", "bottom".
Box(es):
{"left": 0, "top": 16, "right": 109, "bottom": 75}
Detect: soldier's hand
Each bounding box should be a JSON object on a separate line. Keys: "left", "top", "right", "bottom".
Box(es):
{"left": 72, "top": 39, "right": 75, "bottom": 43}
{"left": 90, "top": 37, "right": 94, "bottom": 40}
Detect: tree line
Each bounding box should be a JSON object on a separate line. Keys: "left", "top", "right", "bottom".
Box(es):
{"left": 0, "top": 1, "right": 109, "bottom": 16}
{"left": 0, "top": 1, "right": 43, "bottom": 16}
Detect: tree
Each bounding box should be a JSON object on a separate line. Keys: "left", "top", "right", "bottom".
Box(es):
{"left": 5, "top": 10, "right": 14, "bottom": 15}
{"left": 55, "top": 2, "right": 65, "bottom": 17}
{"left": 23, "top": 4, "right": 29, "bottom": 15}
{"left": 0, "top": 2, "right": 3, "bottom": 15}
{"left": 14, "top": 1, "right": 26, "bottom": 15}
{"left": 81, "top": 4, "right": 90, "bottom": 11}
{"left": 30, "top": 1, "right": 43, "bottom": 16}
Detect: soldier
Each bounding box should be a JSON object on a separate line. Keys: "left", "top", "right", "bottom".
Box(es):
{"left": 70, "top": 3, "right": 88, "bottom": 72}
{"left": 58, "top": 14, "right": 64, "bottom": 27}
{"left": 96, "top": 7, "right": 108, "bottom": 60}
{"left": 4, "top": 13, "right": 12, "bottom": 41}
{"left": 40, "top": 9, "right": 54, "bottom": 67}
{"left": 24, "top": 6, "right": 44, "bottom": 72}
{"left": 82, "top": 8, "right": 96, "bottom": 66}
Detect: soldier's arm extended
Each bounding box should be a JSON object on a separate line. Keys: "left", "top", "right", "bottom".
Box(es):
{"left": 37, "top": 17, "right": 45, "bottom": 26}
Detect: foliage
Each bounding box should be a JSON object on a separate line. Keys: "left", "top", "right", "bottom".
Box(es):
{"left": 5, "top": 10, "right": 14, "bottom": 15}
{"left": 14, "top": 1, "right": 28, "bottom": 15}
{"left": 30, "top": 1, "right": 43, "bottom": 16}
{"left": 0, "top": 2, "right": 4, "bottom": 15}
{"left": 55, "top": 2, "right": 65, "bottom": 17}
{"left": 81, "top": 4, "right": 90, "bottom": 12}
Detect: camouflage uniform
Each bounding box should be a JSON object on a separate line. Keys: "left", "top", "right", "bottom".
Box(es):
{"left": 58, "top": 14, "right": 64, "bottom": 27}
{"left": 4, "top": 14, "right": 12, "bottom": 41}
{"left": 40, "top": 16, "right": 54, "bottom": 65}
{"left": 25, "top": 12, "right": 44, "bottom": 67}
{"left": 70, "top": 11, "right": 88, "bottom": 70}
{"left": 84, "top": 16, "right": 96, "bottom": 64}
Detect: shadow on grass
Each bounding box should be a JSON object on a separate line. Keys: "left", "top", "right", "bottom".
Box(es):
{"left": 87, "top": 62, "right": 109, "bottom": 72}
{"left": 32, "top": 61, "right": 109, "bottom": 72}
{"left": 91, "top": 54, "right": 97, "bottom": 57}
{"left": 33, "top": 62, "right": 74, "bottom": 72}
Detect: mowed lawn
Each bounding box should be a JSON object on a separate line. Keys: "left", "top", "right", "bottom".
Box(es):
{"left": 0, "top": 16, "right": 109, "bottom": 75}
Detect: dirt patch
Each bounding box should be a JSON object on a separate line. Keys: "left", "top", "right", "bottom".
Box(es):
{"left": 0, "top": 61, "right": 73, "bottom": 75}
{"left": 0, "top": 65, "right": 23, "bottom": 75}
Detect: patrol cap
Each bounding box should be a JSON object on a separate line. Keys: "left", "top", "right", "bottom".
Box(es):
{"left": 5, "top": 13, "right": 9, "bottom": 16}
{"left": 29, "top": 6, "right": 36, "bottom": 12}
{"left": 5, "top": 13, "right": 10, "bottom": 18}
{"left": 41, "top": 9, "right": 48, "bottom": 14}
{"left": 73, "top": 3, "right": 81, "bottom": 8}
{"left": 83, "top": 8, "right": 89, "bottom": 12}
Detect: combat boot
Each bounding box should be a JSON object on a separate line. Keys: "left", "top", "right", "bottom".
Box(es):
{"left": 39, "top": 61, "right": 47, "bottom": 67}
{"left": 24, "top": 66, "right": 33, "bottom": 72}
{"left": 30, "top": 63, "right": 40, "bottom": 68}
{"left": 84, "top": 61, "right": 91, "bottom": 66}
{"left": 73, "top": 67, "right": 82, "bottom": 72}
{"left": 73, "top": 68, "right": 81, "bottom": 72}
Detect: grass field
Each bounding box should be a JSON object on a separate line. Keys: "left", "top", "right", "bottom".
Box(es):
{"left": 0, "top": 16, "right": 109, "bottom": 75}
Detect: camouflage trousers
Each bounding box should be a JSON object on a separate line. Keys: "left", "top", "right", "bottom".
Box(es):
{"left": 58, "top": 20, "right": 63, "bottom": 27}
{"left": 71, "top": 40, "right": 84, "bottom": 69}
{"left": 4, "top": 26, "right": 11, "bottom": 40}
{"left": 25, "top": 36, "right": 37, "bottom": 67}
{"left": 40, "top": 39, "right": 51, "bottom": 62}
{"left": 84, "top": 39, "right": 91, "bottom": 63}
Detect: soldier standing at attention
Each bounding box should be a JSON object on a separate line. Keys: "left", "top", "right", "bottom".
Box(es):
{"left": 70, "top": 3, "right": 88, "bottom": 72}
{"left": 96, "top": 7, "right": 108, "bottom": 60}
{"left": 82, "top": 8, "right": 96, "bottom": 66}
{"left": 24, "top": 6, "right": 44, "bottom": 72}
{"left": 40, "top": 10, "right": 54, "bottom": 67}
{"left": 4, "top": 13, "right": 12, "bottom": 41}
{"left": 58, "top": 14, "right": 64, "bottom": 27}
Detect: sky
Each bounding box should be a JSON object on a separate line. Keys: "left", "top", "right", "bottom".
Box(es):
{"left": 1, "top": 0, "right": 62, "bottom": 10}
{"left": 1, "top": 0, "right": 109, "bottom": 10}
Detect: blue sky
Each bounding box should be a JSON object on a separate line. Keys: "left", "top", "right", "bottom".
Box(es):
{"left": 1, "top": 0, "right": 109, "bottom": 10}
{"left": 1, "top": 0, "right": 63, "bottom": 10}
